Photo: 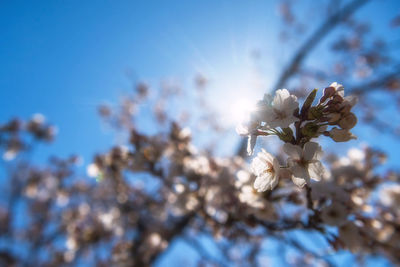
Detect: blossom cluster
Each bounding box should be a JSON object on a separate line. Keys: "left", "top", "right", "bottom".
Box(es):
{"left": 2, "top": 78, "right": 400, "bottom": 266}
{"left": 0, "top": 114, "right": 56, "bottom": 161}
{"left": 237, "top": 82, "right": 358, "bottom": 191}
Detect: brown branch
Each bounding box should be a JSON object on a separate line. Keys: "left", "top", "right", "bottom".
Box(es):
{"left": 283, "top": 236, "right": 336, "bottom": 267}
{"left": 130, "top": 211, "right": 196, "bottom": 266}
{"left": 150, "top": 212, "right": 196, "bottom": 265}
{"left": 274, "top": 0, "right": 369, "bottom": 90}
{"left": 349, "top": 65, "right": 400, "bottom": 95}
{"left": 183, "top": 236, "right": 228, "bottom": 267}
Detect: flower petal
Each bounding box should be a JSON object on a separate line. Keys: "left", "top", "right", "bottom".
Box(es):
{"left": 303, "top": 142, "right": 321, "bottom": 161}
{"left": 247, "top": 134, "right": 257, "bottom": 156}
{"left": 308, "top": 161, "right": 326, "bottom": 181}
{"left": 254, "top": 173, "right": 274, "bottom": 192}
{"left": 283, "top": 143, "right": 302, "bottom": 160}
{"left": 258, "top": 149, "right": 274, "bottom": 163}
{"left": 282, "top": 94, "right": 298, "bottom": 113}
{"left": 290, "top": 164, "right": 310, "bottom": 181}
{"left": 251, "top": 157, "right": 266, "bottom": 177}
{"left": 292, "top": 176, "right": 306, "bottom": 188}
{"left": 273, "top": 89, "right": 290, "bottom": 110}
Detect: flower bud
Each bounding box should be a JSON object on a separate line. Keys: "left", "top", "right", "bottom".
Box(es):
{"left": 327, "top": 112, "right": 341, "bottom": 123}
{"left": 329, "top": 127, "right": 357, "bottom": 142}
{"left": 323, "top": 86, "right": 336, "bottom": 98}
{"left": 308, "top": 106, "right": 323, "bottom": 120}
{"left": 329, "top": 82, "right": 344, "bottom": 96}
{"left": 326, "top": 101, "right": 342, "bottom": 112}
{"left": 340, "top": 104, "right": 352, "bottom": 114}
{"left": 301, "top": 122, "right": 319, "bottom": 137}
{"left": 343, "top": 95, "right": 358, "bottom": 107}
{"left": 332, "top": 95, "right": 344, "bottom": 103}
{"left": 338, "top": 113, "right": 357, "bottom": 129}
{"left": 301, "top": 89, "right": 317, "bottom": 117}
{"left": 279, "top": 127, "right": 295, "bottom": 143}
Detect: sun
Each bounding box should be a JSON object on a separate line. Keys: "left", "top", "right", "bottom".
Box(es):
{"left": 209, "top": 68, "right": 266, "bottom": 127}
{"left": 229, "top": 98, "right": 256, "bottom": 125}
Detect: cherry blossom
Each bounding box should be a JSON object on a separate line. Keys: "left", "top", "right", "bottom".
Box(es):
{"left": 262, "top": 89, "right": 299, "bottom": 128}
{"left": 251, "top": 149, "right": 281, "bottom": 191}
{"left": 283, "top": 142, "right": 326, "bottom": 187}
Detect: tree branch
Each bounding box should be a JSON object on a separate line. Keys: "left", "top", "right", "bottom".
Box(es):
{"left": 274, "top": 0, "right": 369, "bottom": 90}
{"left": 349, "top": 65, "right": 400, "bottom": 95}
{"left": 183, "top": 236, "right": 228, "bottom": 267}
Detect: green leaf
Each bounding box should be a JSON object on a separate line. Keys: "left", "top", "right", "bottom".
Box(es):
{"left": 301, "top": 89, "right": 318, "bottom": 118}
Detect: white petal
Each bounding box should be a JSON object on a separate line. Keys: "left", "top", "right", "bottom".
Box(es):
{"left": 258, "top": 149, "right": 274, "bottom": 163}
{"left": 251, "top": 157, "right": 266, "bottom": 176}
{"left": 247, "top": 135, "right": 257, "bottom": 155}
{"left": 344, "top": 95, "right": 358, "bottom": 107}
{"left": 292, "top": 176, "right": 307, "bottom": 188}
{"left": 273, "top": 89, "right": 290, "bottom": 109}
{"left": 277, "top": 89, "right": 290, "bottom": 99}
{"left": 260, "top": 106, "right": 275, "bottom": 123}
{"left": 279, "top": 115, "right": 298, "bottom": 128}
{"left": 270, "top": 174, "right": 279, "bottom": 189}
{"left": 254, "top": 173, "right": 273, "bottom": 192}
{"left": 283, "top": 143, "right": 302, "bottom": 160}
{"left": 291, "top": 164, "right": 310, "bottom": 182}
{"left": 330, "top": 82, "right": 344, "bottom": 97}
{"left": 303, "top": 142, "right": 320, "bottom": 161}
{"left": 308, "top": 161, "right": 326, "bottom": 181}
{"left": 283, "top": 94, "right": 298, "bottom": 113}
{"left": 272, "top": 157, "right": 281, "bottom": 173}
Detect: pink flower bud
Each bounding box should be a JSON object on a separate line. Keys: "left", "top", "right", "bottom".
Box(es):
{"left": 329, "top": 127, "right": 357, "bottom": 142}
{"left": 338, "top": 113, "right": 357, "bottom": 129}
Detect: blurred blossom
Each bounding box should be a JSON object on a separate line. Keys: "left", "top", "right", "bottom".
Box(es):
{"left": 87, "top": 163, "right": 101, "bottom": 178}
{"left": 379, "top": 184, "right": 400, "bottom": 208}
{"left": 320, "top": 202, "right": 348, "bottom": 226}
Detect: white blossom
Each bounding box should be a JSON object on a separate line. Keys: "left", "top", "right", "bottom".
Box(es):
{"left": 283, "top": 142, "right": 326, "bottom": 187}
{"left": 347, "top": 147, "right": 365, "bottom": 164}
{"left": 238, "top": 185, "right": 265, "bottom": 209}
{"left": 379, "top": 184, "right": 400, "bottom": 207}
{"left": 3, "top": 150, "right": 17, "bottom": 161}
{"left": 262, "top": 89, "right": 299, "bottom": 128}
{"left": 87, "top": 163, "right": 100, "bottom": 177}
{"left": 251, "top": 149, "right": 280, "bottom": 192}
